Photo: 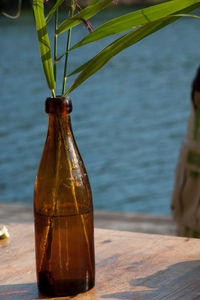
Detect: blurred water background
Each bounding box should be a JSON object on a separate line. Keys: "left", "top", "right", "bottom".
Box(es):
{"left": 1, "top": 6, "right": 200, "bottom": 215}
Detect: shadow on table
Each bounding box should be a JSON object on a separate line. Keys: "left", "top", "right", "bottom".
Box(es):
{"left": 0, "top": 282, "right": 90, "bottom": 300}
{"left": 0, "top": 283, "right": 37, "bottom": 300}
{"left": 0, "top": 283, "right": 57, "bottom": 300}
{"left": 101, "top": 260, "right": 200, "bottom": 299}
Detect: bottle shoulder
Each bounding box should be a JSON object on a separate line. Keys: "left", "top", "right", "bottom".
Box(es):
{"left": 34, "top": 117, "right": 93, "bottom": 216}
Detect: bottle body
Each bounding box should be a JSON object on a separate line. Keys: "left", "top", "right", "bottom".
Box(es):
{"left": 34, "top": 211, "right": 94, "bottom": 296}
{"left": 34, "top": 97, "right": 95, "bottom": 296}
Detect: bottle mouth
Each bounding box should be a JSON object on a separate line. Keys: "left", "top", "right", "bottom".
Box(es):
{"left": 45, "top": 96, "right": 72, "bottom": 114}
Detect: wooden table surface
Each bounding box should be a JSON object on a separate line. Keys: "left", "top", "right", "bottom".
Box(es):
{"left": 1, "top": 224, "right": 200, "bottom": 300}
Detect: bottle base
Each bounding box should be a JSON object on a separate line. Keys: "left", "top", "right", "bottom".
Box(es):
{"left": 38, "top": 271, "right": 95, "bottom": 297}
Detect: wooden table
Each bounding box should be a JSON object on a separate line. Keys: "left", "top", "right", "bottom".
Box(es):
{"left": 1, "top": 224, "right": 200, "bottom": 300}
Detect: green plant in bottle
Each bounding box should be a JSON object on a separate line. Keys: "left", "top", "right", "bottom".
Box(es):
{"left": 31, "top": 1, "right": 200, "bottom": 295}
{"left": 34, "top": 96, "right": 95, "bottom": 296}
{"left": 2, "top": 0, "right": 200, "bottom": 297}
{"left": 32, "top": 0, "right": 200, "bottom": 97}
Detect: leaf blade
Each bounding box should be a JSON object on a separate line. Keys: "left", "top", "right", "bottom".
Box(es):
{"left": 45, "top": 0, "right": 64, "bottom": 24}
{"left": 66, "top": 19, "right": 166, "bottom": 94}
{"left": 70, "top": 0, "right": 200, "bottom": 50}
{"left": 66, "top": 6, "right": 199, "bottom": 94}
{"left": 56, "top": 0, "right": 113, "bottom": 35}
{"left": 33, "top": 0, "right": 55, "bottom": 94}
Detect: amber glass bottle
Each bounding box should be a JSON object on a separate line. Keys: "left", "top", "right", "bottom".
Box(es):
{"left": 34, "top": 96, "right": 95, "bottom": 297}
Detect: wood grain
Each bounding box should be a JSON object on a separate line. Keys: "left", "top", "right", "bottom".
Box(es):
{"left": 0, "top": 224, "right": 200, "bottom": 299}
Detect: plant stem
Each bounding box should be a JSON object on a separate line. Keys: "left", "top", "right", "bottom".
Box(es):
{"left": 62, "top": 2, "right": 75, "bottom": 95}
{"left": 54, "top": 8, "right": 58, "bottom": 93}
{"left": 51, "top": 89, "right": 56, "bottom": 98}
{"left": 39, "top": 116, "right": 61, "bottom": 272}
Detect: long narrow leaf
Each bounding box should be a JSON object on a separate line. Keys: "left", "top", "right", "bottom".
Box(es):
{"left": 45, "top": 0, "right": 64, "bottom": 24}
{"left": 70, "top": 0, "right": 200, "bottom": 50}
{"left": 33, "top": 0, "right": 55, "bottom": 94}
{"left": 57, "top": 11, "right": 200, "bottom": 67}
{"left": 56, "top": 0, "right": 113, "bottom": 35}
{"left": 172, "top": 13, "right": 200, "bottom": 19}
{"left": 65, "top": 19, "right": 168, "bottom": 94}
{"left": 69, "top": 14, "right": 177, "bottom": 78}
{"left": 89, "top": 0, "right": 100, "bottom": 5}
{"left": 66, "top": 6, "right": 200, "bottom": 95}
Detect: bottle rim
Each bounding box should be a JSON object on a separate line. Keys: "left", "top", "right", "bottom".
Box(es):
{"left": 45, "top": 96, "right": 72, "bottom": 114}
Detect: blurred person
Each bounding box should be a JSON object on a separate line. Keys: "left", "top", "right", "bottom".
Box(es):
{"left": 171, "top": 67, "right": 200, "bottom": 238}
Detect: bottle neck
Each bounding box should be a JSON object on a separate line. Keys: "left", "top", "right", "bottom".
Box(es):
{"left": 47, "top": 113, "right": 72, "bottom": 138}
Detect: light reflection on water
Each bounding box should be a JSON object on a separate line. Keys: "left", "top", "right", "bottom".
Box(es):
{"left": 1, "top": 7, "right": 200, "bottom": 215}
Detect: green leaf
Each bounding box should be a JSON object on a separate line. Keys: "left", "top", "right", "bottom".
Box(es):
{"left": 65, "top": 18, "right": 167, "bottom": 94}
{"left": 89, "top": 0, "right": 100, "bottom": 5}
{"left": 56, "top": 0, "right": 113, "bottom": 35}
{"left": 68, "top": 58, "right": 91, "bottom": 77}
{"left": 70, "top": 0, "right": 200, "bottom": 50}
{"left": 66, "top": 6, "right": 200, "bottom": 94}
{"left": 58, "top": 11, "right": 200, "bottom": 69}
{"left": 33, "top": 0, "right": 55, "bottom": 94}
{"left": 45, "top": 0, "right": 64, "bottom": 24}
{"left": 173, "top": 13, "right": 200, "bottom": 19}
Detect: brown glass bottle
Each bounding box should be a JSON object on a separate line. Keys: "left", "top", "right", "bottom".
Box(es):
{"left": 34, "top": 96, "right": 95, "bottom": 297}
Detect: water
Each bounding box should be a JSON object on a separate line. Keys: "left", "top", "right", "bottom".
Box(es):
{"left": 1, "top": 6, "right": 200, "bottom": 215}
{"left": 35, "top": 211, "right": 94, "bottom": 296}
